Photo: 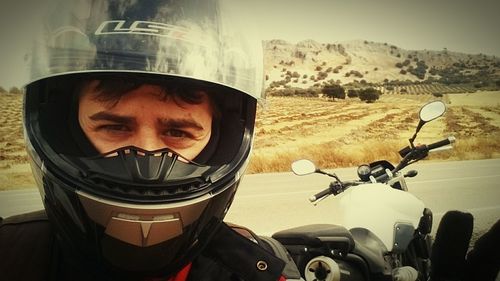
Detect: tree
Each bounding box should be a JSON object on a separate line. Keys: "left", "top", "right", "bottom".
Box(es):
{"left": 322, "top": 84, "right": 345, "bottom": 100}
{"left": 359, "top": 88, "right": 380, "bottom": 103}
{"left": 0, "top": 86, "right": 6, "bottom": 93}
{"left": 347, "top": 89, "right": 359, "bottom": 98}
{"left": 409, "top": 60, "right": 428, "bottom": 80}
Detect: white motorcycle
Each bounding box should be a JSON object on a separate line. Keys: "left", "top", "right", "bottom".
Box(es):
{"left": 271, "top": 101, "right": 455, "bottom": 281}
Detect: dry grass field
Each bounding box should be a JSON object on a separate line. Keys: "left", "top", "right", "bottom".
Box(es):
{"left": 0, "top": 91, "right": 499, "bottom": 189}
{"left": 247, "top": 91, "right": 500, "bottom": 173}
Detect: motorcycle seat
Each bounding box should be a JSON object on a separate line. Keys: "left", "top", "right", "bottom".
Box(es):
{"left": 272, "top": 224, "right": 355, "bottom": 253}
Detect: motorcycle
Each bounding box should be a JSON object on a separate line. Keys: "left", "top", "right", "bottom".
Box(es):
{"left": 271, "top": 101, "right": 456, "bottom": 281}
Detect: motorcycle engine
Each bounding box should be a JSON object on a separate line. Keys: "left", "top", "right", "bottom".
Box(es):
{"left": 304, "top": 255, "right": 366, "bottom": 281}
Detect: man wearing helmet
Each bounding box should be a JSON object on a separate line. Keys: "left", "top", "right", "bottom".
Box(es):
{"left": 0, "top": 0, "right": 295, "bottom": 280}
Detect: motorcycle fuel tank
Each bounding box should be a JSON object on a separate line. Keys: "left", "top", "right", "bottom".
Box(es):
{"left": 328, "top": 182, "right": 424, "bottom": 252}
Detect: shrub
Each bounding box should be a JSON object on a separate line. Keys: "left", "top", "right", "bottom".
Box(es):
{"left": 348, "top": 70, "right": 363, "bottom": 78}
{"left": 409, "top": 60, "right": 428, "bottom": 80}
{"left": 317, "top": 71, "right": 328, "bottom": 80}
{"left": 358, "top": 88, "right": 380, "bottom": 103}
{"left": 322, "top": 83, "right": 346, "bottom": 100}
{"left": 347, "top": 89, "right": 359, "bottom": 98}
{"left": 268, "top": 87, "right": 319, "bottom": 97}
{"left": 0, "top": 86, "right": 6, "bottom": 93}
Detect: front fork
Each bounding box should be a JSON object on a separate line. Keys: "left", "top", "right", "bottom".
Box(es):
{"left": 409, "top": 208, "right": 434, "bottom": 279}
{"left": 391, "top": 208, "right": 433, "bottom": 279}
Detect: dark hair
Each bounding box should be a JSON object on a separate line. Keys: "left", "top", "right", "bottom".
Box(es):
{"left": 79, "top": 75, "right": 221, "bottom": 119}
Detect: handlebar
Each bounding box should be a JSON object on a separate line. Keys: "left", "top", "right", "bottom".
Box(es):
{"left": 309, "top": 181, "right": 361, "bottom": 203}
{"left": 394, "top": 136, "right": 456, "bottom": 173}
{"left": 306, "top": 136, "right": 456, "bottom": 204}
{"left": 399, "top": 136, "right": 455, "bottom": 157}
{"left": 427, "top": 136, "right": 456, "bottom": 150}
{"left": 309, "top": 186, "right": 333, "bottom": 202}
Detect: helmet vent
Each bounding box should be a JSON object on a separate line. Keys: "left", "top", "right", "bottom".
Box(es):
{"left": 64, "top": 146, "right": 215, "bottom": 201}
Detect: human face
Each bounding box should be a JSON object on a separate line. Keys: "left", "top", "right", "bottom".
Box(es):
{"left": 78, "top": 81, "right": 213, "bottom": 161}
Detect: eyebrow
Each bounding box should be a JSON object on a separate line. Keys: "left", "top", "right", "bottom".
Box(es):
{"left": 89, "top": 112, "right": 135, "bottom": 124}
{"left": 158, "top": 118, "right": 205, "bottom": 131}
{"left": 89, "top": 111, "right": 206, "bottom": 131}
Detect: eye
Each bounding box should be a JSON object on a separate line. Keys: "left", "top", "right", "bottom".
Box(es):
{"left": 163, "top": 129, "right": 192, "bottom": 138}
{"left": 98, "top": 124, "right": 130, "bottom": 132}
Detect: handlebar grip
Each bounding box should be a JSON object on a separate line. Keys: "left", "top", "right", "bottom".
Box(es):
{"left": 399, "top": 145, "right": 412, "bottom": 157}
{"left": 309, "top": 187, "right": 332, "bottom": 202}
{"left": 427, "top": 136, "right": 456, "bottom": 150}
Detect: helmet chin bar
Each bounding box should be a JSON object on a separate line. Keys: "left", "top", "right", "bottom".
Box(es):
{"left": 63, "top": 146, "right": 222, "bottom": 202}
{"left": 75, "top": 146, "right": 213, "bottom": 183}
{"left": 78, "top": 190, "right": 212, "bottom": 247}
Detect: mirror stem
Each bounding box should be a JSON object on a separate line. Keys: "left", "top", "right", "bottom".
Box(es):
{"left": 409, "top": 120, "right": 424, "bottom": 147}
{"left": 317, "top": 169, "right": 341, "bottom": 181}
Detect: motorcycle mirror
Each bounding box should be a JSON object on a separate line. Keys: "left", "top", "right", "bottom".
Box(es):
{"left": 291, "top": 159, "right": 317, "bottom": 176}
{"left": 410, "top": 101, "right": 447, "bottom": 145}
{"left": 419, "top": 100, "right": 446, "bottom": 122}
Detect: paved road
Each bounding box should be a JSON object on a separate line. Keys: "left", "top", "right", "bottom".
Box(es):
{"left": 225, "top": 158, "right": 500, "bottom": 236}
{"left": 1, "top": 159, "right": 499, "bottom": 238}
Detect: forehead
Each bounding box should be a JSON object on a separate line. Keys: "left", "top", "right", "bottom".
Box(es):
{"left": 80, "top": 79, "right": 212, "bottom": 106}
{"left": 78, "top": 79, "right": 218, "bottom": 122}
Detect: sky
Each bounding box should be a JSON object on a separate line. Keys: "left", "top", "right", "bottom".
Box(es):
{"left": 1, "top": 0, "right": 499, "bottom": 89}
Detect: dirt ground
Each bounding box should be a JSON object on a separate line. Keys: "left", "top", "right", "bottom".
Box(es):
{"left": 0, "top": 91, "right": 499, "bottom": 189}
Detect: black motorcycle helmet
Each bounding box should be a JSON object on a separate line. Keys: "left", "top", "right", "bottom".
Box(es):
{"left": 23, "top": 0, "right": 263, "bottom": 279}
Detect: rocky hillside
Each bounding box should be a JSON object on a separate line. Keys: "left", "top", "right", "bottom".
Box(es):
{"left": 264, "top": 39, "right": 500, "bottom": 90}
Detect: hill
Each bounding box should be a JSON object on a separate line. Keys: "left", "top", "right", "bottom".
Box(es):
{"left": 264, "top": 39, "right": 500, "bottom": 92}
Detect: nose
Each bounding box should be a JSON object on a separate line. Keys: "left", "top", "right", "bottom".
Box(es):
{"left": 133, "top": 129, "right": 165, "bottom": 152}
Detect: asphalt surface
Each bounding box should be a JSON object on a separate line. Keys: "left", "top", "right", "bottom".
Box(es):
{"left": 1, "top": 159, "right": 499, "bottom": 238}
{"left": 225, "top": 158, "right": 500, "bottom": 236}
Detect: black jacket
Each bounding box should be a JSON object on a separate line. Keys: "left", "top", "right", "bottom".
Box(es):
{"left": 0, "top": 210, "right": 286, "bottom": 281}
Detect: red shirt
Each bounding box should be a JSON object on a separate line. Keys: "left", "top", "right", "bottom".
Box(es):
{"left": 168, "top": 263, "right": 192, "bottom": 281}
